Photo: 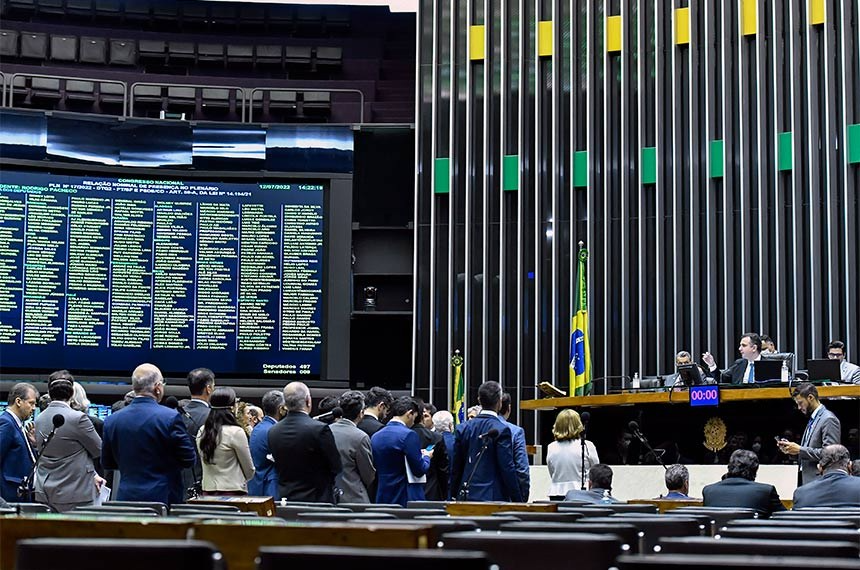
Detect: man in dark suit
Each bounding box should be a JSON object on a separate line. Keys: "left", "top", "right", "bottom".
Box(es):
{"left": 370, "top": 396, "right": 431, "bottom": 506}
{"left": 34, "top": 371, "right": 104, "bottom": 512}
{"left": 500, "top": 393, "right": 530, "bottom": 501}
{"left": 102, "top": 364, "right": 197, "bottom": 506}
{"left": 564, "top": 463, "right": 621, "bottom": 503}
{"left": 248, "top": 390, "right": 285, "bottom": 497}
{"left": 330, "top": 391, "right": 376, "bottom": 503}
{"left": 412, "top": 401, "right": 448, "bottom": 501}
{"left": 777, "top": 382, "right": 842, "bottom": 485}
{"left": 792, "top": 444, "right": 860, "bottom": 508}
{"left": 703, "top": 333, "right": 763, "bottom": 384}
{"left": 268, "top": 382, "right": 341, "bottom": 503}
{"left": 656, "top": 464, "right": 693, "bottom": 500}
{"left": 358, "top": 386, "right": 392, "bottom": 437}
{"left": 702, "top": 449, "right": 786, "bottom": 516}
{"left": 180, "top": 367, "right": 214, "bottom": 497}
{"left": 450, "top": 381, "right": 523, "bottom": 502}
{"left": 0, "top": 383, "right": 38, "bottom": 502}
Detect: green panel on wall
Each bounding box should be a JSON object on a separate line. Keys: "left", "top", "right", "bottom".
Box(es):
{"left": 434, "top": 158, "right": 450, "bottom": 193}
{"left": 573, "top": 151, "right": 588, "bottom": 188}
{"left": 641, "top": 147, "right": 656, "bottom": 185}
{"left": 849, "top": 124, "right": 860, "bottom": 164}
{"left": 710, "top": 140, "right": 724, "bottom": 178}
{"left": 778, "top": 132, "right": 793, "bottom": 171}
{"left": 503, "top": 154, "right": 519, "bottom": 191}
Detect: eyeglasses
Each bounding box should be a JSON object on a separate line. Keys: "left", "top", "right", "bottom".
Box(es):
{"left": 827, "top": 353, "right": 844, "bottom": 359}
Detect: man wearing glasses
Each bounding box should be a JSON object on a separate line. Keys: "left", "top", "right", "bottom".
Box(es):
{"left": 102, "top": 363, "right": 197, "bottom": 505}
{"left": 827, "top": 341, "right": 860, "bottom": 384}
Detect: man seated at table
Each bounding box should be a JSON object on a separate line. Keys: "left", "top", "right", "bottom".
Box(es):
{"left": 564, "top": 464, "right": 621, "bottom": 504}
{"left": 792, "top": 444, "right": 860, "bottom": 508}
{"left": 702, "top": 449, "right": 785, "bottom": 516}
{"left": 826, "top": 341, "right": 860, "bottom": 384}
{"left": 655, "top": 464, "right": 693, "bottom": 499}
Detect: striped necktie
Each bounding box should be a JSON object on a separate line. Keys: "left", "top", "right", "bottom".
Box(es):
{"left": 20, "top": 424, "right": 35, "bottom": 464}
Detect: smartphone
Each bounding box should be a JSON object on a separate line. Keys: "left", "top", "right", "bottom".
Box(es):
{"left": 425, "top": 444, "right": 435, "bottom": 451}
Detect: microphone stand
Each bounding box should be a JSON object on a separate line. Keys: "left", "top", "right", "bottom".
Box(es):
{"left": 18, "top": 423, "right": 62, "bottom": 502}
{"left": 631, "top": 427, "right": 668, "bottom": 471}
{"left": 458, "top": 436, "right": 493, "bottom": 501}
{"left": 580, "top": 432, "right": 588, "bottom": 490}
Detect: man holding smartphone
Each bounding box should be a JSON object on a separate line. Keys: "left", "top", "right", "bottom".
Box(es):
{"left": 777, "top": 383, "right": 841, "bottom": 485}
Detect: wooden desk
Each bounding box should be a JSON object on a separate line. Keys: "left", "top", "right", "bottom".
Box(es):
{"left": 520, "top": 384, "right": 860, "bottom": 410}
{"left": 0, "top": 515, "right": 193, "bottom": 570}
{"left": 445, "top": 502, "right": 557, "bottom": 516}
{"left": 194, "top": 521, "right": 432, "bottom": 570}
{"left": 627, "top": 499, "right": 703, "bottom": 513}
{"left": 188, "top": 495, "right": 275, "bottom": 517}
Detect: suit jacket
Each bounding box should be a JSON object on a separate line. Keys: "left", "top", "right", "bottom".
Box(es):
{"left": 371, "top": 420, "right": 430, "bottom": 506}
{"left": 268, "top": 411, "right": 341, "bottom": 503}
{"left": 330, "top": 418, "right": 376, "bottom": 503}
{"left": 564, "top": 487, "right": 620, "bottom": 504}
{"left": 797, "top": 405, "right": 841, "bottom": 485}
{"left": 0, "top": 410, "right": 34, "bottom": 502}
{"left": 792, "top": 470, "right": 860, "bottom": 508}
{"left": 413, "top": 424, "right": 449, "bottom": 501}
{"left": 34, "top": 401, "right": 102, "bottom": 511}
{"left": 101, "top": 397, "right": 197, "bottom": 505}
{"left": 450, "top": 412, "right": 523, "bottom": 502}
{"left": 506, "top": 420, "right": 531, "bottom": 501}
{"left": 702, "top": 477, "right": 786, "bottom": 516}
{"left": 248, "top": 416, "right": 278, "bottom": 497}
{"left": 357, "top": 414, "right": 385, "bottom": 437}
{"left": 196, "top": 424, "right": 255, "bottom": 493}
{"left": 721, "top": 358, "right": 755, "bottom": 385}
{"left": 181, "top": 399, "right": 210, "bottom": 496}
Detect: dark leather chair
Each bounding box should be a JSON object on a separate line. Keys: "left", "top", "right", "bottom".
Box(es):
{"left": 338, "top": 502, "right": 403, "bottom": 512}
{"left": 719, "top": 526, "right": 860, "bottom": 542}
{"left": 556, "top": 505, "right": 615, "bottom": 517}
{"left": 586, "top": 515, "right": 705, "bottom": 551}
{"left": 5, "top": 502, "right": 51, "bottom": 514}
{"left": 169, "top": 504, "right": 241, "bottom": 516}
{"left": 71, "top": 505, "right": 161, "bottom": 517}
{"left": 258, "top": 546, "right": 491, "bottom": 570}
{"left": 617, "top": 554, "right": 860, "bottom": 569}
{"left": 79, "top": 37, "right": 107, "bottom": 64}
{"left": 298, "top": 511, "right": 397, "bottom": 522}
{"left": 442, "top": 531, "right": 622, "bottom": 570}
{"left": 418, "top": 515, "right": 520, "bottom": 531}
{"left": 365, "top": 507, "right": 447, "bottom": 518}
{"left": 104, "top": 501, "right": 167, "bottom": 516}
{"left": 499, "top": 521, "right": 641, "bottom": 554}
{"left": 597, "top": 503, "right": 658, "bottom": 515}
{"left": 669, "top": 506, "right": 758, "bottom": 534}
{"left": 0, "top": 30, "right": 19, "bottom": 58}
{"left": 492, "top": 511, "right": 584, "bottom": 523}
{"left": 16, "top": 538, "right": 224, "bottom": 570}
{"left": 407, "top": 500, "right": 449, "bottom": 508}
{"left": 274, "top": 505, "right": 348, "bottom": 520}
{"left": 350, "top": 518, "right": 479, "bottom": 543}
{"left": 657, "top": 536, "right": 860, "bottom": 558}
{"left": 722, "top": 518, "right": 856, "bottom": 530}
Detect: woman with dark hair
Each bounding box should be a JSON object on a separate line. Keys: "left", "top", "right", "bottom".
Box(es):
{"left": 196, "top": 388, "right": 255, "bottom": 495}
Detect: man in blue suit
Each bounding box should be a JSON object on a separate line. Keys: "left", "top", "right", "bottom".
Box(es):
{"left": 792, "top": 444, "right": 860, "bottom": 508}
{"left": 0, "top": 383, "right": 38, "bottom": 502}
{"left": 248, "top": 390, "right": 285, "bottom": 497}
{"left": 102, "top": 364, "right": 197, "bottom": 505}
{"left": 500, "top": 393, "right": 530, "bottom": 501}
{"left": 371, "top": 396, "right": 431, "bottom": 506}
{"left": 450, "top": 381, "right": 523, "bottom": 502}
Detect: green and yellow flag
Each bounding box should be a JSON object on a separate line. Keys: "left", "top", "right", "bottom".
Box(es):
{"left": 452, "top": 350, "right": 465, "bottom": 424}
{"left": 569, "top": 244, "right": 592, "bottom": 396}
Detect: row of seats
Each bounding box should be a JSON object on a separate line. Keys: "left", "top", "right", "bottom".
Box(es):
{"left": 0, "top": 30, "right": 343, "bottom": 74}
{"left": 3, "top": 75, "right": 335, "bottom": 121}
{"left": 1, "top": 0, "right": 351, "bottom": 35}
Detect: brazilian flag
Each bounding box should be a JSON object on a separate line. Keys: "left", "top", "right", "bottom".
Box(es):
{"left": 452, "top": 350, "right": 465, "bottom": 424}
{"left": 569, "top": 245, "right": 592, "bottom": 396}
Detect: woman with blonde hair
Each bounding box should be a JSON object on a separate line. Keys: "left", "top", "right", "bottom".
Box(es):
{"left": 546, "top": 409, "right": 599, "bottom": 497}
{"left": 197, "top": 388, "right": 255, "bottom": 495}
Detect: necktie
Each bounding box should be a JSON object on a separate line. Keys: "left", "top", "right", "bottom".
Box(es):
{"left": 801, "top": 415, "right": 815, "bottom": 447}
{"left": 20, "top": 424, "right": 35, "bottom": 463}
{"left": 744, "top": 362, "right": 755, "bottom": 384}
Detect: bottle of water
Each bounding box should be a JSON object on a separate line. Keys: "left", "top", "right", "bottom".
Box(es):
{"left": 781, "top": 360, "right": 789, "bottom": 383}
{"left": 632, "top": 372, "right": 640, "bottom": 390}
{"left": 601, "top": 489, "right": 612, "bottom": 504}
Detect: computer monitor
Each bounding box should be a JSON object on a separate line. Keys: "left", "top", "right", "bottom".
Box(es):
{"left": 806, "top": 359, "right": 842, "bottom": 382}
{"left": 753, "top": 360, "right": 784, "bottom": 382}
{"left": 676, "top": 364, "right": 705, "bottom": 386}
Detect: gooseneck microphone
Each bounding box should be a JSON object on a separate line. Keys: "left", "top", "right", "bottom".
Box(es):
{"left": 19, "top": 414, "right": 66, "bottom": 501}
{"left": 459, "top": 427, "right": 499, "bottom": 500}
{"left": 478, "top": 428, "right": 499, "bottom": 440}
{"left": 313, "top": 407, "right": 343, "bottom": 422}
{"left": 163, "top": 395, "right": 192, "bottom": 420}
{"left": 580, "top": 411, "right": 592, "bottom": 490}
{"left": 628, "top": 420, "right": 667, "bottom": 471}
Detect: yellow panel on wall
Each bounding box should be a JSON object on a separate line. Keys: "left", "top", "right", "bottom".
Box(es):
{"left": 741, "top": 0, "right": 757, "bottom": 36}
{"left": 809, "top": 0, "right": 825, "bottom": 25}
{"left": 606, "top": 15, "right": 622, "bottom": 53}
{"left": 675, "top": 7, "right": 690, "bottom": 45}
{"left": 470, "top": 25, "right": 485, "bottom": 61}
{"left": 538, "top": 21, "right": 553, "bottom": 57}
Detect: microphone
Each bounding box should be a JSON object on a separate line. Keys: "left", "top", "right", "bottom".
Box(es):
{"left": 52, "top": 414, "right": 65, "bottom": 430}
{"left": 19, "top": 414, "right": 65, "bottom": 500}
{"left": 313, "top": 407, "right": 343, "bottom": 421}
{"left": 163, "top": 396, "right": 192, "bottom": 419}
{"left": 478, "top": 428, "right": 499, "bottom": 440}
{"left": 627, "top": 420, "right": 667, "bottom": 470}
{"left": 628, "top": 420, "right": 642, "bottom": 436}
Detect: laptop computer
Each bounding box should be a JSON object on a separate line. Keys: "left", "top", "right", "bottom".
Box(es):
{"left": 807, "top": 358, "right": 842, "bottom": 382}
{"left": 753, "top": 359, "right": 784, "bottom": 382}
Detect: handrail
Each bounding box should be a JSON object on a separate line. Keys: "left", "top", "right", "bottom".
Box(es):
{"left": 247, "top": 86, "right": 364, "bottom": 123}
{"left": 7, "top": 72, "right": 128, "bottom": 117}
{"left": 0, "top": 71, "right": 5, "bottom": 107}
{"left": 129, "top": 81, "right": 248, "bottom": 122}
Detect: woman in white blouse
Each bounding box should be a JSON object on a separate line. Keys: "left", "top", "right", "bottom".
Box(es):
{"left": 546, "top": 409, "right": 599, "bottom": 497}
{"left": 197, "top": 388, "right": 255, "bottom": 495}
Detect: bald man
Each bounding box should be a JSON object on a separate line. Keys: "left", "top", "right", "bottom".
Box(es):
{"left": 268, "top": 382, "right": 342, "bottom": 502}
{"left": 101, "top": 364, "right": 197, "bottom": 505}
